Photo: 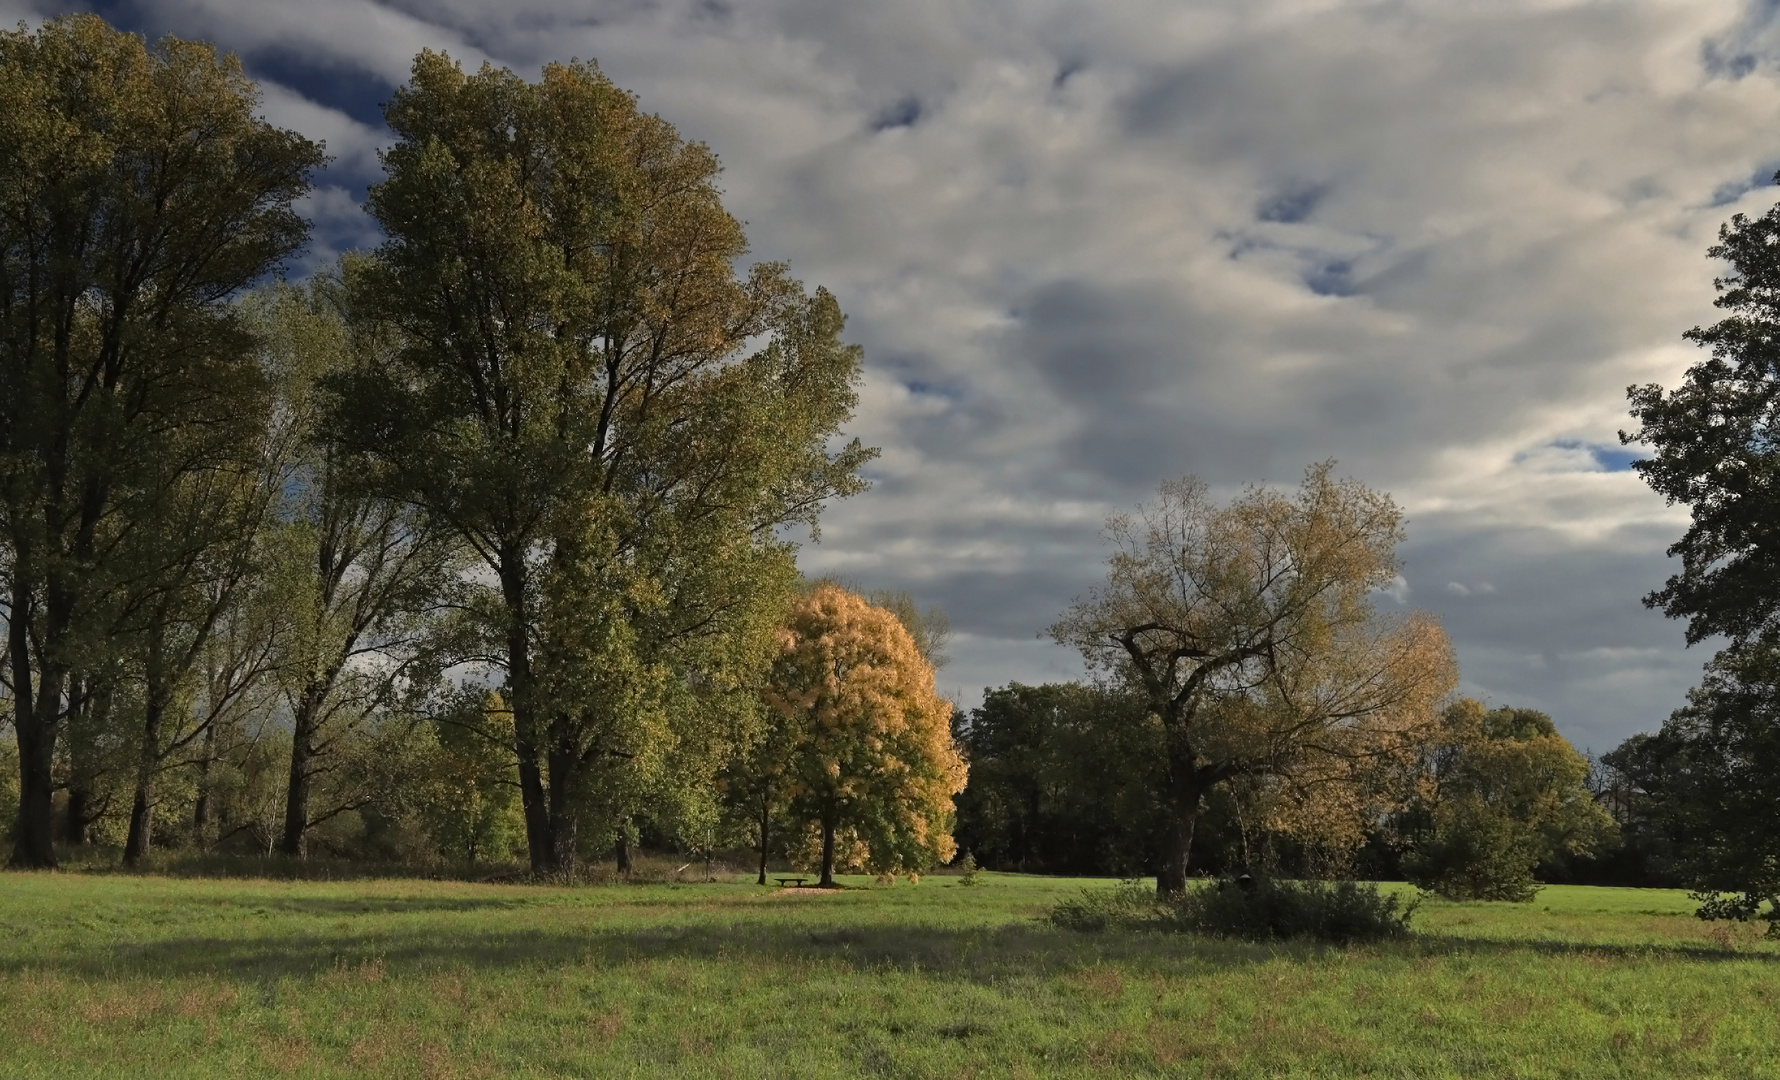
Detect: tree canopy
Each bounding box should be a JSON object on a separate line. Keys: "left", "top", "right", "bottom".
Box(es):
{"left": 1053, "top": 463, "right": 1458, "bottom": 896}
{"left": 760, "top": 585, "right": 967, "bottom": 887}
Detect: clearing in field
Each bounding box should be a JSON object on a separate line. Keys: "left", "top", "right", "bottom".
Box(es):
{"left": 0, "top": 872, "right": 1774, "bottom": 1079}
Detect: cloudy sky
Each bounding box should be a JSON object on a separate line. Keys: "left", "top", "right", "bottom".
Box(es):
{"left": 16, "top": 0, "right": 1780, "bottom": 749}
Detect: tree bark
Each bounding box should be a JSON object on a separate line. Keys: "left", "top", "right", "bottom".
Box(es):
{"left": 819, "top": 813, "right": 836, "bottom": 888}
{"left": 193, "top": 722, "right": 215, "bottom": 845}
{"left": 10, "top": 570, "right": 62, "bottom": 869}
{"left": 615, "top": 829, "right": 631, "bottom": 876}
{"left": 122, "top": 692, "right": 164, "bottom": 867}
{"left": 278, "top": 684, "right": 323, "bottom": 857}
{"left": 756, "top": 791, "right": 770, "bottom": 886}
{"left": 500, "top": 553, "right": 554, "bottom": 873}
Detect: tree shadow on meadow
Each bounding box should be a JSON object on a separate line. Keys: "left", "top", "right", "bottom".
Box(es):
{"left": 8, "top": 913, "right": 1776, "bottom": 984}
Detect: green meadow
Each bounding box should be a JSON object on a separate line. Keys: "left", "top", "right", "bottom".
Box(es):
{"left": 0, "top": 871, "right": 1775, "bottom": 1079}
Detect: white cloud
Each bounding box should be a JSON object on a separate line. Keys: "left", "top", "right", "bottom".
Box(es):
{"left": 95, "top": 0, "right": 1780, "bottom": 745}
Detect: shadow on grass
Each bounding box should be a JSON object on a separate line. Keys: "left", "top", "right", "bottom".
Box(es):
{"left": 8, "top": 914, "right": 1776, "bottom": 986}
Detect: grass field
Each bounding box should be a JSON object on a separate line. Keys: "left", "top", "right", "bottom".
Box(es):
{"left": 0, "top": 870, "right": 1775, "bottom": 1078}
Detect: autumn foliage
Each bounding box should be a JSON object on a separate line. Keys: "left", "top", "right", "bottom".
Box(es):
{"left": 762, "top": 586, "right": 967, "bottom": 886}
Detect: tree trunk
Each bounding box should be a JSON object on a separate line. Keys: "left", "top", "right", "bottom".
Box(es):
{"left": 500, "top": 555, "right": 554, "bottom": 873}
{"left": 10, "top": 571, "right": 62, "bottom": 869}
{"left": 756, "top": 792, "right": 770, "bottom": 886}
{"left": 819, "top": 813, "right": 837, "bottom": 888}
{"left": 1157, "top": 789, "right": 1201, "bottom": 899}
{"left": 64, "top": 788, "right": 93, "bottom": 846}
{"left": 615, "top": 829, "right": 631, "bottom": 876}
{"left": 279, "top": 684, "right": 322, "bottom": 857}
{"left": 193, "top": 723, "right": 214, "bottom": 846}
{"left": 122, "top": 691, "right": 164, "bottom": 867}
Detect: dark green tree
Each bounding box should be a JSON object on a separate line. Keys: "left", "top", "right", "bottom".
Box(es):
{"left": 951, "top": 683, "right": 1166, "bottom": 875}
{"left": 1624, "top": 186, "right": 1780, "bottom": 929}
{"left": 0, "top": 15, "right": 322, "bottom": 866}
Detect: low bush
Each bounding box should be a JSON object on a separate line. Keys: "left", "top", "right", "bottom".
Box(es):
{"left": 1169, "top": 876, "right": 1418, "bottom": 944}
{"left": 1047, "top": 880, "right": 1158, "bottom": 932}
{"left": 1050, "top": 876, "right": 1418, "bottom": 944}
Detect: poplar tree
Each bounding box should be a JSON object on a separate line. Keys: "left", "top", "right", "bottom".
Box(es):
{"left": 0, "top": 16, "right": 321, "bottom": 867}
{"left": 329, "top": 53, "right": 870, "bottom": 873}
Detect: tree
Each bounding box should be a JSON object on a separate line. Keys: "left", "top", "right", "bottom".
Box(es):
{"left": 761, "top": 585, "right": 967, "bottom": 887}
{"left": 951, "top": 682, "right": 1166, "bottom": 875}
{"left": 1623, "top": 189, "right": 1780, "bottom": 928}
{"left": 1401, "top": 700, "right": 1617, "bottom": 901}
{"left": 0, "top": 15, "right": 322, "bottom": 866}
{"left": 1052, "top": 464, "right": 1458, "bottom": 896}
{"left": 327, "top": 52, "right": 871, "bottom": 873}
{"left": 243, "top": 275, "right": 460, "bottom": 858}
{"left": 1626, "top": 187, "right": 1780, "bottom": 647}
{"left": 1605, "top": 645, "right": 1780, "bottom": 934}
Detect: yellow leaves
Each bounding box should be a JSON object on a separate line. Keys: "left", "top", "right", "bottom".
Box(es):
{"left": 764, "top": 584, "right": 967, "bottom": 872}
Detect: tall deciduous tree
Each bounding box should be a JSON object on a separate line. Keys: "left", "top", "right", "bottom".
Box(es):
{"left": 1623, "top": 190, "right": 1780, "bottom": 930}
{"left": 328, "top": 53, "right": 870, "bottom": 873}
{"left": 0, "top": 15, "right": 322, "bottom": 867}
{"left": 762, "top": 585, "right": 967, "bottom": 887}
{"left": 244, "top": 276, "right": 460, "bottom": 858}
{"left": 1052, "top": 464, "right": 1457, "bottom": 896}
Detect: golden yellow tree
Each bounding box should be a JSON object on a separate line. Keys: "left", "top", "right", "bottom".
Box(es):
{"left": 1053, "top": 463, "right": 1458, "bottom": 896}
{"left": 762, "top": 585, "right": 967, "bottom": 887}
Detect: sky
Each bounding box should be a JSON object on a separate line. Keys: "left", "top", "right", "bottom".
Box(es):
{"left": 14, "top": 0, "right": 1780, "bottom": 750}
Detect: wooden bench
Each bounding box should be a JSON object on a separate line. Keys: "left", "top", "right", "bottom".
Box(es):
{"left": 773, "top": 876, "right": 809, "bottom": 888}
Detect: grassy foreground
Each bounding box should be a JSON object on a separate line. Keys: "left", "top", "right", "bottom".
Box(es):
{"left": 0, "top": 871, "right": 1775, "bottom": 1078}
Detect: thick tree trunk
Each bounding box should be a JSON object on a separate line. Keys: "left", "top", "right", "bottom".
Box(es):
{"left": 500, "top": 555, "right": 554, "bottom": 873}
{"left": 279, "top": 685, "right": 323, "bottom": 857}
{"left": 10, "top": 572, "right": 61, "bottom": 869}
{"left": 64, "top": 788, "right": 93, "bottom": 846}
{"left": 819, "top": 813, "right": 837, "bottom": 888}
{"left": 1157, "top": 801, "right": 1198, "bottom": 898}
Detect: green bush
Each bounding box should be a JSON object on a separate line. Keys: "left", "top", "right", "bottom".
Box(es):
{"left": 1406, "top": 799, "right": 1544, "bottom": 902}
{"left": 1050, "top": 877, "right": 1417, "bottom": 944}
{"left": 1047, "top": 880, "right": 1158, "bottom": 932}
{"left": 1169, "top": 877, "right": 1418, "bottom": 944}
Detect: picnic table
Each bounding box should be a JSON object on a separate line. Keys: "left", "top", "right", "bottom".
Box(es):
{"left": 773, "top": 876, "right": 809, "bottom": 887}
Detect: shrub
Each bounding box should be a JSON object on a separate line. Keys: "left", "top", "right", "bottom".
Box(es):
{"left": 1168, "top": 877, "right": 1418, "bottom": 944}
{"left": 1406, "top": 800, "right": 1544, "bottom": 902}
{"left": 1047, "top": 880, "right": 1159, "bottom": 932}
{"left": 1049, "top": 876, "right": 1417, "bottom": 944}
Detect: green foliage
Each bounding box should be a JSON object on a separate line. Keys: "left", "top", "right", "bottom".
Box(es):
{"left": 1405, "top": 796, "right": 1544, "bottom": 902}
{"left": 326, "top": 51, "right": 872, "bottom": 873}
{"left": 1608, "top": 643, "right": 1780, "bottom": 936}
{"left": 1402, "top": 701, "right": 1616, "bottom": 902}
{"left": 953, "top": 682, "right": 1165, "bottom": 875}
{"left": 1168, "top": 877, "right": 1418, "bottom": 944}
{"left": 1051, "top": 877, "right": 1417, "bottom": 944}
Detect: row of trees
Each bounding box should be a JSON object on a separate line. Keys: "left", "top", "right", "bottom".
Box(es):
{"left": 954, "top": 683, "right": 1614, "bottom": 898}
{"left": 1, "top": 16, "right": 976, "bottom": 879}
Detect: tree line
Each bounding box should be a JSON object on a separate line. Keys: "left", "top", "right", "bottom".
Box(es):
{"left": 8, "top": 16, "right": 1765, "bottom": 923}
{"left": 0, "top": 15, "right": 973, "bottom": 882}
